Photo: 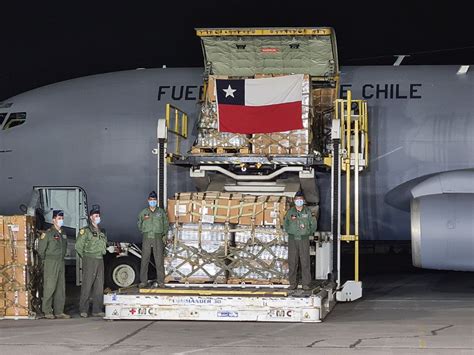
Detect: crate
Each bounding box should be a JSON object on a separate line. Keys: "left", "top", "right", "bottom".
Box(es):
{"left": 0, "top": 215, "right": 36, "bottom": 319}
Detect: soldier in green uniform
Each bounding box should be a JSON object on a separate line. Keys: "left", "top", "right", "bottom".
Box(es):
{"left": 283, "top": 191, "right": 317, "bottom": 290}
{"left": 137, "top": 191, "right": 169, "bottom": 287}
{"left": 75, "top": 205, "right": 107, "bottom": 318}
{"left": 38, "top": 210, "right": 70, "bottom": 319}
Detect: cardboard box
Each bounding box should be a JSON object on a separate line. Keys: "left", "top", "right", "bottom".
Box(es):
{"left": 5, "top": 290, "right": 29, "bottom": 317}
{"left": 0, "top": 243, "right": 5, "bottom": 266}
{"left": 193, "top": 192, "right": 219, "bottom": 224}
{"left": 238, "top": 196, "right": 264, "bottom": 226}
{"left": 2, "top": 241, "right": 28, "bottom": 265}
{"left": 252, "top": 133, "right": 291, "bottom": 155}
{"left": 1, "top": 216, "right": 35, "bottom": 241}
{"left": 0, "top": 216, "right": 4, "bottom": 240}
{"left": 0, "top": 292, "right": 5, "bottom": 317}
{"left": 312, "top": 87, "right": 336, "bottom": 110}
{"left": 215, "top": 193, "right": 236, "bottom": 224}
{"left": 0, "top": 266, "right": 26, "bottom": 291}
{"left": 263, "top": 196, "right": 287, "bottom": 226}
{"left": 167, "top": 199, "right": 193, "bottom": 224}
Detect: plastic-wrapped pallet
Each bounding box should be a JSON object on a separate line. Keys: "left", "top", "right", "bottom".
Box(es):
{"left": 193, "top": 101, "right": 249, "bottom": 151}
{"left": 228, "top": 226, "right": 289, "bottom": 284}
{"left": 164, "top": 224, "right": 228, "bottom": 283}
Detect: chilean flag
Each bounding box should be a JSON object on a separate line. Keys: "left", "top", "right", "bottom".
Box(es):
{"left": 216, "top": 74, "right": 303, "bottom": 134}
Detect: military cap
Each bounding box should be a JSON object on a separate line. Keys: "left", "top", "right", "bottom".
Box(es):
{"left": 52, "top": 210, "right": 64, "bottom": 218}
{"left": 294, "top": 191, "right": 304, "bottom": 198}
{"left": 89, "top": 204, "right": 101, "bottom": 216}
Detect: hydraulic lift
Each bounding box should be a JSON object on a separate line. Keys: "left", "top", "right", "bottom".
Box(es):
{"left": 104, "top": 92, "right": 368, "bottom": 322}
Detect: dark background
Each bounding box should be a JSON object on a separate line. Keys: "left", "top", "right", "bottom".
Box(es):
{"left": 1, "top": 1, "right": 473, "bottom": 100}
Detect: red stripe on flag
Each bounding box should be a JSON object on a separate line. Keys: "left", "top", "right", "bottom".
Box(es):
{"left": 218, "top": 101, "right": 303, "bottom": 134}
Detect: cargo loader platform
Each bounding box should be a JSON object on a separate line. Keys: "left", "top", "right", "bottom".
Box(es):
{"left": 104, "top": 281, "right": 336, "bottom": 322}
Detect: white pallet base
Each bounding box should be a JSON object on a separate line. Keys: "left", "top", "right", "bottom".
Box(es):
{"left": 104, "top": 289, "right": 336, "bottom": 323}
{"left": 0, "top": 315, "right": 34, "bottom": 320}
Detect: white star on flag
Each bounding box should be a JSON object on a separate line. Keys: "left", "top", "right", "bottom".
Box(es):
{"left": 223, "top": 84, "right": 237, "bottom": 98}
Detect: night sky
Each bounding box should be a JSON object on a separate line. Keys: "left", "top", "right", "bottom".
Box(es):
{"left": 1, "top": 1, "right": 473, "bottom": 100}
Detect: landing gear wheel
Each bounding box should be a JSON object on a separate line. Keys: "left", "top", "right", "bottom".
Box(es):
{"left": 105, "top": 256, "right": 140, "bottom": 289}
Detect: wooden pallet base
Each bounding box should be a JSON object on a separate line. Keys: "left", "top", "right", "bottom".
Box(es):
{"left": 191, "top": 146, "right": 250, "bottom": 154}
{"left": 227, "top": 278, "right": 289, "bottom": 285}
{"left": 165, "top": 276, "right": 227, "bottom": 284}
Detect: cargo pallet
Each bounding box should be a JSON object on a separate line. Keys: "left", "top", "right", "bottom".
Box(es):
{"left": 104, "top": 281, "right": 336, "bottom": 322}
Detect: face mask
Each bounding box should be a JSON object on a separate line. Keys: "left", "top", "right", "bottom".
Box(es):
{"left": 148, "top": 200, "right": 157, "bottom": 208}
{"left": 94, "top": 217, "right": 101, "bottom": 225}
{"left": 295, "top": 200, "right": 304, "bottom": 207}
{"left": 57, "top": 219, "right": 64, "bottom": 228}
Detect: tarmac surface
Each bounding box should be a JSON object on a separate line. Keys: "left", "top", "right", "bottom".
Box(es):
{"left": 0, "top": 265, "right": 473, "bottom": 354}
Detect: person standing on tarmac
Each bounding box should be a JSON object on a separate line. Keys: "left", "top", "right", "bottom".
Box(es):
{"left": 283, "top": 191, "right": 317, "bottom": 291}
{"left": 75, "top": 205, "right": 107, "bottom": 318}
{"left": 38, "top": 210, "right": 70, "bottom": 319}
{"left": 137, "top": 191, "right": 169, "bottom": 288}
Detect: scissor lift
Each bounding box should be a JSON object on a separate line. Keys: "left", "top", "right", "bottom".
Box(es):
{"left": 104, "top": 90, "right": 368, "bottom": 322}
{"left": 105, "top": 27, "right": 368, "bottom": 322}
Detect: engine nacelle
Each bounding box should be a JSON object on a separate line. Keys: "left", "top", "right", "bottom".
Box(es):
{"left": 410, "top": 171, "right": 474, "bottom": 271}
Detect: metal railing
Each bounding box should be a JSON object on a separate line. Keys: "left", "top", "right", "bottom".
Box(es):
{"left": 165, "top": 103, "right": 188, "bottom": 159}
{"left": 335, "top": 91, "right": 369, "bottom": 283}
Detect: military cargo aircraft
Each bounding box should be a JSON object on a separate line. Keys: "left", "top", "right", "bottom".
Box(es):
{"left": 0, "top": 65, "right": 472, "bottom": 272}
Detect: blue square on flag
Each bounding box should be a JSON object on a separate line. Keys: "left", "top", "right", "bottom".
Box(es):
{"left": 216, "top": 80, "right": 244, "bottom": 105}
{"left": 215, "top": 74, "right": 304, "bottom": 134}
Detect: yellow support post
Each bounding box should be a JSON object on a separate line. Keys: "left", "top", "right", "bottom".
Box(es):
{"left": 345, "top": 91, "right": 352, "bottom": 245}
{"left": 354, "top": 97, "right": 360, "bottom": 282}
{"left": 175, "top": 108, "right": 180, "bottom": 155}
{"left": 166, "top": 104, "right": 171, "bottom": 129}
{"left": 364, "top": 102, "right": 369, "bottom": 167}
{"left": 184, "top": 113, "right": 188, "bottom": 138}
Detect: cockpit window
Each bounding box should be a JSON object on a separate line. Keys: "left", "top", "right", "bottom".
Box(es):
{"left": 0, "top": 113, "right": 7, "bottom": 127}
{"left": 2, "top": 112, "right": 26, "bottom": 130}
{"left": 0, "top": 102, "right": 13, "bottom": 109}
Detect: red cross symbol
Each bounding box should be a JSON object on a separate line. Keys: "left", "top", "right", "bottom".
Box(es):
{"left": 129, "top": 308, "right": 137, "bottom": 315}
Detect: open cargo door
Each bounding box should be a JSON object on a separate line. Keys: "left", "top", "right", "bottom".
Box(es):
{"left": 197, "top": 28, "right": 339, "bottom": 79}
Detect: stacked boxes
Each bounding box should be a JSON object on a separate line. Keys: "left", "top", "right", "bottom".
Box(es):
{"left": 165, "top": 194, "right": 290, "bottom": 284}
{"left": 312, "top": 87, "right": 337, "bottom": 112}
{"left": 0, "top": 215, "right": 35, "bottom": 318}
{"left": 167, "top": 193, "right": 287, "bottom": 226}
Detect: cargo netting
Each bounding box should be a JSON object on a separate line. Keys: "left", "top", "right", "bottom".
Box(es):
{"left": 0, "top": 216, "right": 41, "bottom": 318}
{"left": 164, "top": 222, "right": 290, "bottom": 285}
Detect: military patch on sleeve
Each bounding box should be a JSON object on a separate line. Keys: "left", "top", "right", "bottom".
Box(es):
{"left": 40, "top": 233, "right": 46, "bottom": 240}
{"left": 80, "top": 229, "right": 85, "bottom": 235}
